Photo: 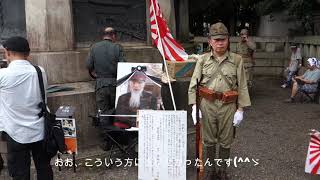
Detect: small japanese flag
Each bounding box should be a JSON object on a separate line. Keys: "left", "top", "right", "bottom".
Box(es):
{"left": 305, "top": 135, "right": 320, "bottom": 175}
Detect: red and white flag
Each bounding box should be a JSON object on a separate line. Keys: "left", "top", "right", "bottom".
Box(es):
{"left": 305, "top": 135, "right": 320, "bottom": 175}
{"left": 149, "top": 0, "right": 188, "bottom": 61}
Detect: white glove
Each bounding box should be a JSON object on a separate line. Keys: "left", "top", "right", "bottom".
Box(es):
{"left": 192, "top": 105, "right": 202, "bottom": 125}
{"left": 233, "top": 110, "right": 244, "bottom": 127}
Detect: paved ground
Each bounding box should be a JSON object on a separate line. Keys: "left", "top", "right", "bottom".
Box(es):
{"left": 1, "top": 76, "right": 320, "bottom": 180}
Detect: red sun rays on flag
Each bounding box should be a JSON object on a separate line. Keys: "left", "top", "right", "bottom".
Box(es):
{"left": 156, "top": 15, "right": 168, "bottom": 38}
{"left": 149, "top": 0, "right": 188, "bottom": 61}
{"left": 309, "top": 135, "right": 320, "bottom": 174}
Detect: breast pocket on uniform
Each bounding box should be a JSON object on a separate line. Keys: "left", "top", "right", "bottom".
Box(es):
{"left": 201, "top": 68, "right": 212, "bottom": 84}
{"left": 222, "top": 66, "right": 237, "bottom": 87}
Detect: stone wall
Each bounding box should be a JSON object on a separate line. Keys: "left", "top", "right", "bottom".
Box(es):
{"left": 231, "top": 37, "right": 287, "bottom": 76}
{"left": 193, "top": 35, "right": 320, "bottom": 77}
{"left": 0, "top": 0, "right": 26, "bottom": 43}
{"left": 193, "top": 36, "right": 287, "bottom": 76}
{"left": 286, "top": 36, "right": 320, "bottom": 64}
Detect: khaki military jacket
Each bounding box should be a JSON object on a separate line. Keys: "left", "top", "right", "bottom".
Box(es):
{"left": 236, "top": 40, "right": 256, "bottom": 59}
{"left": 188, "top": 51, "right": 251, "bottom": 108}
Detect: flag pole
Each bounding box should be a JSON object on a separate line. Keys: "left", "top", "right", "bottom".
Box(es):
{"left": 150, "top": 0, "right": 176, "bottom": 111}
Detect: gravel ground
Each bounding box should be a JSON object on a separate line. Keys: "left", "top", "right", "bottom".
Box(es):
{"left": 1, "top": 76, "right": 320, "bottom": 180}
{"left": 229, "top": 76, "right": 320, "bottom": 180}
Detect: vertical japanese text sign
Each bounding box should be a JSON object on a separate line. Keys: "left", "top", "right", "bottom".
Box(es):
{"left": 138, "top": 110, "right": 187, "bottom": 180}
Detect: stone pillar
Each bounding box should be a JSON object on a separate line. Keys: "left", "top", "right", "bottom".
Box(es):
{"left": 309, "top": 45, "right": 316, "bottom": 57}
{"left": 146, "top": 0, "right": 152, "bottom": 45}
{"left": 24, "top": 0, "right": 87, "bottom": 85}
{"left": 303, "top": 44, "right": 309, "bottom": 58}
{"left": 25, "top": 0, "right": 74, "bottom": 51}
{"left": 284, "top": 42, "right": 290, "bottom": 58}
{"left": 158, "top": 0, "right": 176, "bottom": 38}
{"left": 23, "top": 0, "right": 104, "bottom": 157}
{"left": 317, "top": 46, "right": 320, "bottom": 58}
{"left": 177, "top": 0, "right": 189, "bottom": 42}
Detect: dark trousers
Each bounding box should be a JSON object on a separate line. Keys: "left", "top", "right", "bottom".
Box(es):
{"left": 96, "top": 86, "right": 116, "bottom": 150}
{"left": 96, "top": 86, "right": 116, "bottom": 126}
{"left": 0, "top": 153, "right": 3, "bottom": 174}
{"left": 6, "top": 134, "right": 53, "bottom": 180}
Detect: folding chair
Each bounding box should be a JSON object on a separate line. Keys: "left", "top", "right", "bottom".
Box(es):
{"left": 89, "top": 111, "right": 138, "bottom": 160}
{"left": 101, "top": 126, "right": 138, "bottom": 160}
{"left": 300, "top": 80, "right": 320, "bottom": 104}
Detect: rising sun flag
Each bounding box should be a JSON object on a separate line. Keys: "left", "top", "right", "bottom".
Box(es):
{"left": 305, "top": 134, "right": 320, "bottom": 175}
{"left": 149, "top": 0, "right": 188, "bottom": 61}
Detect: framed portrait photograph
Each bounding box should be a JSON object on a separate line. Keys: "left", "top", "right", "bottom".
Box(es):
{"left": 114, "top": 62, "right": 163, "bottom": 128}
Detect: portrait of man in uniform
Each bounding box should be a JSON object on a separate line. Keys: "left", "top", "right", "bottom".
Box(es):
{"left": 114, "top": 63, "right": 163, "bottom": 128}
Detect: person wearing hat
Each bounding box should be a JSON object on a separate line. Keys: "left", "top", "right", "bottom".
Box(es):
{"left": 114, "top": 71, "right": 157, "bottom": 127}
{"left": 236, "top": 28, "right": 256, "bottom": 88}
{"left": 0, "top": 37, "right": 53, "bottom": 179}
{"left": 281, "top": 43, "right": 302, "bottom": 88}
{"left": 189, "top": 22, "right": 251, "bottom": 180}
{"left": 285, "top": 57, "right": 320, "bottom": 103}
{"left": 86, "top": 27, "right": 126, "bottom": 127}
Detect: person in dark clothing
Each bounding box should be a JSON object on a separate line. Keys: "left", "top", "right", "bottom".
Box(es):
{"left": 86, "top": 27, "right": 126, "bottom": 126}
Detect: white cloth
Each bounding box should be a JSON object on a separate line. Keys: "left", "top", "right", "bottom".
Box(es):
{"left": 191, "top": 104, "right": 202, "bottom": 125}
{"left": 233, "top": 110, "right": 244, "bottom": 127}
{"left": 307, "top": 57, "right": 318, "bottom": 67}
{"left": 0, "top": 60, "right": 47, "bottom": 144}
{"left": 289, "top": 48, "right": 302, "bottom": 72}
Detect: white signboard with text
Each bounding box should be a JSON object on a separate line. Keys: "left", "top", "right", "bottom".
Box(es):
{"left": 138, "top": 110, "right": 187, "bottom": 180}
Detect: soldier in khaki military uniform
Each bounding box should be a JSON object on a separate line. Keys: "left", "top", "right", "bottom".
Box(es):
{"left": 189, "top": 23, "right": 251, "bottom": 180}
{"left": 236, "top": 29, "right": 256, "bottom": 88}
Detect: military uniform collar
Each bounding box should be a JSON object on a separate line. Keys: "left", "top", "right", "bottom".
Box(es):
{"left": 210, "top": 51, "right": 231, "bottom": 64}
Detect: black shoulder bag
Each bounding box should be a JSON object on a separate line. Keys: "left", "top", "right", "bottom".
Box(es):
{"left": 33, "top": 65, "right": 66, "bottom": 158}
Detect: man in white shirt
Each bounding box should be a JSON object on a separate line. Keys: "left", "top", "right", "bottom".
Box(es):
{"left": 0, "top": 37, "right": 52, "bottom": 180}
